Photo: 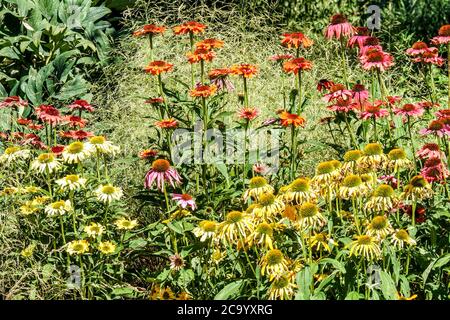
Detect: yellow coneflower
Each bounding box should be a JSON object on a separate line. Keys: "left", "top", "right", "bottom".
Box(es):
{"left": 98, "top": 241, "right": 116, "bottom": 254}
{"left": 246, "top": 222, "right": 274, "bottom": 249}
{"left": 252, "top": 192, "right": 285, "bottom": 222}
{"left": 387, "top": 148, "right": 413, "bottom": 172}
{"left": 218, "top": 211, "right": 254, "bottom": 244}
{"left": 282, "top": 177, "right": 317, "bottom": 205}
{"left": 348, "top": 234, "right": 382, "bottom": 260}
{"left": 397, "top": 293, "right": 418, "bottom": 300}
{"left": 62, "top": 141, "right": 94, "bottom": 164}
{"left": 23, "top": 186, "right": 42, "bottom": 194}
{"left": 21, "top": 243, "right": 36, "bottom": 258}
{"left": 338, "top": 174, "right": 369, "bottom": 199}
{"left": 391, "top": 229, "right": 417, "bottom": 249}
{"left": 95, "top": 184, "right": 123, "bottom": 203}
{"left": 66, "top": 240, "right": 90, "bottom": 255}
{"left": 85, "top": 135, "right": 120, "bottom": 155}
{"left": 342, "top": 150, "right": 364, "bottom": 174}
{"left": 192, "top": 220, "right": 217, "bottom": 242}
{"left": 31, "top": 153, "right": 61, "bottom": 174}
{"left": 245, "top": 203, "right": 259, "bottom": 214}
{"left": 56, "top": 174, "right": 87, "bottom": 192}
{"left": 0, "top": 146, "right": 30, "bottom": 163}
{"left": 309, "top": 232, "right": 333, "bottom": 253}
{"left": 114, "top": 217, "right": 138, "bottom": 230}
{"left": 295, "top": 202, "right": 327, "bottom": 230}
{"left": 267, "top": 273, "right": 297, "bottom": 300}
{"left": 365, "top": 184, "right": 398, "bottom": 212}
{"left": 150, "top": 286, "right": 176, "bottom": 300}
{"left": 260, "top": 249, "right": 289, "bottom": 279}
{"left": 84, "top": 222, "right": 105, "bottom": 238}
{"left": 357, "top": 143, "right": 387, "bottom": 171}
{"left": 311, "top": 161, "right": 340, "bottom": 186}
{"left": 20, "top": 200, "right": 39, "bottom": 215}
{"left": 0, "top": 187, "right": 18, "bottom": 196}
{"left": 45, "top": 200, "right": 72, "bottom": 216}
{"left": 211, "top": 247, "right": 226, "bottom": 264}
{"left": 402, "top": 175, "right": 433, "bottom": 201}
{"left": 281, "top": 205, "right": 299, "bottom": 223}
{"left": 366, "top": 215, "right": 394, "bottom": 240}
{"left": 243, "top": 176, "right": 274, "bottom": 201}
{"left": 31, "top": 195, "right": 51, "bottom": 205}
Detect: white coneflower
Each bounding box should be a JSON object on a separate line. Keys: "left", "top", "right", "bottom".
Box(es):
{"left": 62, "top": 141, "right": 94, "bottom": 164}
{"left": 84, "top": 222, "right": 105, "bottom": 238}
{"left": 0, "top": 146, "right": 30, "bottom": 163}
{"left": 67, "top": 240, "right": 89, "bottom": 255}
{"left": 114, "top": 217, "right": 138, "bottom": 230}
{"left": 192, "top": 220, "right": 217, "bottom": 242}
{"left": 55, "top": 174, "right": 87, "bottom": 192}
{"left": 85, "top": 136, "right": 120, "bottom": 155}
{"left": 31, "top": 153, "right": 61, "bottom": 174}
{"left": 391, "top": 229, "right": 417, "bottom": 249}
{"left": 95, "top": 184, "right": 123, "bottom": 203}
{"left": 45, "top": 200, "right": 72, "bottom": 216}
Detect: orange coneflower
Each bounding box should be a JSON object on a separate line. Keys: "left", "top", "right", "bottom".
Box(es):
{"left": 196, "top": 38, "right": 224, "bottom": 50}
{"left": 189, "top": 84, "right": 217, "bottom": 98}
{"left": 173, "top": 21, "right": 206, "bottom": 35}
{"left": 283, "top": 57, "right": 313, "bottom": 74}
{"left": 133, "top": 24, "right": 166, "bottom": 37}
{"left": 63, "top": 115, "right": 88, "bottom": 128}
{"left": 144, "top": 60, "right": 174, "bottom": 76}
{"left": 281, "top": 32, "right": 313, "bottom": 49}
{"left": 237, "top": 107, "right": 260, "bottom": 121}
{"left": 139, "top": 149, "right": 159, "bottom": 159}
{"left": 230, "top": 64, "right": 258, "bottom": 78}
{"left": 155, "top": 118, "right": 178, "bottom": 129}
{"left": 187, "top": 47, "right": 215, "bottom": 64}
{"left": 68, "top": 99, "right": 94, "bottom": 113}
{"left": 279, "top": 111, "right": 306, "bottom": 128}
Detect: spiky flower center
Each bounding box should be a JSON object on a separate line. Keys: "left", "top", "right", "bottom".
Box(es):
{"left": 38, "top": 153, "right": 55, "bottom": 163}
{"left": 272, "top": 276, "right": 289, "bottom": 289}
{"left": 226, "top": 211, "right": 243, "bottom": 223}
{"left": 299, "top": 202, "right": 318, "bottom": 217}
{"left": 316, "top": 161, "right": 335, "bottom": 175}
{"left": 360, "top": 174, "right": 372, "bottom": 184}
{"left": 388, "top": 148, "right": 406, "bottom": 160}
{"left": 290, "top": 178, "right": 310, "bottom": 192}
{"left": 344, "top": 150, "right": 363, "bottom": 162}
{"left": 410, "top": 175, "right": 428, "bottom": 187}
{"left": 152, "top": 159, "right": 170, "bottom": 172}
{"left": 412, "top": 41, "right": 428, "bottom": 50}
{"left": 67, "top": 142, "right": 84, "bottom": 154}
{"left": 395, "top": 229, "right": 409, "bottom": 241}
{"left": 364, "top": 143, "right": 383, "bottom": 156}
{"left": 249, "top": 176, "right": 268, "bottom": 188}
{"left": 73, "top": 244, "right": 85, "bottom": 251}
{"left": 374, "top": 184, "right": 394, "bottom": 197}
{"left": 356, "top": 235, "right": 372, "bottom": 245}
{"left": 331, "top": 14, "right": 347, "bottom": 25}
{"left": 259, "top": 193, "right": 275, "bottom": 206}
{"left": 66, "top": 175, "right": 79, "bottom": 183}
{"left": 89, "top": 136, "right": 106, "bottom": 144}
{"left": 429, "top": 120, "right": 444, "bottom": 130}
{"left": 330, "top": 160, "right": 341, "bottom": 169}
{"left": 101, "top": 185, "right": 116, "bottom": 194}
{"left": 266, "top": 249, "right": 283, "bottom": 265}
{"left": 370, "top": 216, "right": 387, "bottom": 229}
{"left": 5, "top": 146, "right": 19, "bottom": 154}
{"left": 256, "top": 223, "right": 273, "bottom": 236}
{"left": 342, "top": 175, "right": 362, "bottom": 188}
{"left": 438, "top": 25, "right": 450, "bottom": 36}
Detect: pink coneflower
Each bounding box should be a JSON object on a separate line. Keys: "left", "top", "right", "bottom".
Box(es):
{"left": 406, "top": 41, "right": 429, "bottom": 56}
{"left": 145, "top": 97, "right": 164, "bottom": 105}
{"left": 172, "top": 193, "right": 196, "bottom": 210}
{"left": 431, "top": 25, "right": 450, "bottom": 45}
{"left": 35, "top": 105, "right": 63, "bottom": 125}
{"left": 209, "top": 68, "right": 234, "bottom": 92}
{"left": 169, "top": 253, "right": 185, "bottom": 271}
{"left": 420, "top": 157, "right": 449, "bottom": 183}
{"left": 317, "top": 79, "right": 335, "bottom": 92}
{"left": 436, "top": 109, "right": 450, "bottom": 119}
{"left": 269, "top": 54, "right": 294, "bottom": 62}
{"left": 322, "top": 84, "right": 352, "bottom": 102}
{"left": 393, "top": 103, "right": 424, "bottom": 118}
{"left": 63, "top": 115, "right": 88, "bottom": 128}
{"left": 238, "top": 107, "right": 260, "bottom": 121}
{"left": 417, "top": 143, "right": 444, "bottom": 159}
{"left": 359, "top": 37, "right": 382, "bottom": 56}
{"left": 348, "top": 27, "right": 370, "bottom": 49}
{"left": 360, "top": 103, "right": 389, "bottom": 120}
{"left": 327, "top": 97, "right": 356, "bottom": 113}
{"left": 418, "top": 101, "right": 439, "bottom": 110}
{"left": 144, "top": 159, "right": 182, "bottom": 191}
{"left": 253, "top": 163, "right": 270, "bottom": 175}
{"left": 413, "top": 48, "right": 445, "bottom": 66}
{"left": 20, "top": 133, "right": 46, "bottom": 149}
{"left": 351, "top": 84, "right": 369, "bottom": 108}
{"left": 60, "top": 129, "right": 94, "bottom": 140}
{"left": 325, "top": 14, "right": 355, "bottom": 40}
{"left": 51, "top": 145, "right": 65, "bottom": 156}
{"left": 68, "top": 99, "right": 94, "bottom": 113}
{"left": 378, "top": 175, "right": 398, "bottom": 189}
{"left": 0, "top": 96, "right": 28, "bottom": 109}
{"left": 360, "top": 48, "right": 394, "bottom": 71}
{"left": 419, "top": 120, "right": 450, "bottom": 137}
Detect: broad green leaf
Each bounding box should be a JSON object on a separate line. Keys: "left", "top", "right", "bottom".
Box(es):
{"left": 214, "top": 280, "right": 243, "bottom": 300}
{"left": 379, "top": 271, "right": 397, "bottom": 300}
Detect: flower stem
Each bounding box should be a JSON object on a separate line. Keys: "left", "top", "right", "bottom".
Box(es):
{"left": 148, "top": 34, "right": 154, "bottom": 61}
{"left": 340, "top": 37, "right": 349, "bottom": 87}
{"left": 297, "top": 71, "right": 303, "bottom": 114}
{"left": 343, "top": 113, "right": 357, "bottom": 148}
{"left": 243, "top": 77, "right": 249, "bottom": 107}
{"left": 407, "top": 115, "right": 418, "bottom": 174}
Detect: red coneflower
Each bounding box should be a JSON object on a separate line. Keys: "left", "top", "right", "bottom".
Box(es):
{"left": 195, "top": 38, "right": 224, "bottom": 50}
{"left": 209, "top": 68, "right": 234, "bottom": 92}
{"left": 60, "top": 129, "right": 94, "bottom": 140}
{"left": 348, "top": 27, "right": 370, "bottom": 49}
{"left": 281, "top": 32, "right": 313, "bottom": 49}
{"left": 269, "top": 54, "right": 294, "bottom": 62}
{"left": 68, "top": 99, "right": 94, "bottom": 113}
{"left": 0, "top": 96, "right": 28, "bottom": 109}
{"left": 322, "top": 83, "right": 352, "bottom": 102}
{"left": 35, "top": 105, "right": 63, "bottom": 125}
{"left": 282, "top": 57, "right": 313, "bottom": 74}
{"left": 279, "top": 111, "right": 306, "bottom": 128}
{"left": 360, "top": 48, "right": 394, "bottom": 71}
{"left": 63, "top": 115, "right": 88, "bottom": 128}
{"left": 325, "top": 14, "right": 355, "bottom": 40}
{"left": 359, "top": 37, "right": 382, "bottom": 56}
{"left": 187, "top": 47, "right": 215, "bottom": 64}
{"left": 418, "top": 101, "right": 439, "bottom": 110}
{"left": 317, "top": 79, "right": 335, "bottom": 92}
{"left": 155, "top": 118, "right": 178, "bottom": 129}
{"left": 50, "top": 145, "right": 65, "bottom": 156}
{"left": 139, "top": 149, "right": 159, "bottom": 159}
{"left": 401, "top": 204, "right": 426, "bottom": 224}
{"left": 189, "top": 84, "right": 217, "bottom": 98}
{"left": 393, "top": 103, "right": 424, "bottom": 118}
{"left": 387, "top": 96, "right": 402, "bottom": 106}
{"left": 145, "top": 97, "right": 165, "bottom": 105}
{"left": 133, "top": 24, "right": 166, "bottom": 37}
{"left": 414, "top": 48, "right": 445, "bottom": 66}
{"left": 431, "top": 25, "right": 450, "bottom": 45}
{"left": 237, "top": 107, "right": 260, "bottom": 121}
{"left": 21, "top": 133, "right": 47, "bottom": 149}
{"left": 144, "top": 159, "right": 182, "bottom": 191}
{"left": 327, "top": 97, "right": 356, "bottom": 113}
{"left": 419, "top": 119, "right": 450, "bottom": 137}
{"left": 173, "top": 21, "right": 206, "bottom": 35}
{"left": 420, "top": 157, "right": 449, "bottom": 182}
{"left": 406, "top": 41, "right": 429, "bottom": 56}
{"left": 27, "top": 123, "right": 44, "bottom": 131}
{"left": 417, "top": 143, "right": 443, "bottom": 159}
{"left": 144, "top": 60, "right": 174, "bottom": 75}
{"left": 351, "top": 83, "right": 369, "bottom": 108}
{"left": 378, "top": 175, "right": 398, "bottom": 189}
{"left": 360, "top": 102, "right": 389, "bottom": 120}
{"left": 436, "top": 109, "right": 450, "bottom": 119}
{"left": 17, "top": 118, "right": 32, "bottom": 126}
{"left": 230, "top": 64, "right": 258, "bottom": 78}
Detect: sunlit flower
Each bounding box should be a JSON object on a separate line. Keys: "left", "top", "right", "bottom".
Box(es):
{"left": 62, "top": 141, "right": 93, "bottom": 163}
{"left": 351, "top": 84, "right": 369, "bottom": 108}
{"left": 360, "top": 102, "right": 389, "bottom": 120}
{"left": 173, "top": 21, "right": 206, "bottom": 35}
{"left": 31, "top": 153, "right": 61, "bottom": 173}
{"left": 342, "top": 150, "right": 364, "bottom": 174}
{"left": 172, "top": 193, "right": 196, "bottom": 210}
{"left": 155, "top": 118, "right": 178, "bottom": 129}
{"left": 413, "top": 48, "right": 445, "bottom": 66}
{"left": 309, "top": 232, "right": 333, "bottom": 253}
{"left": 279, "top": 111, "right": 306, "bottom": 127}
{"left": 312, "top": 161, "right": 340, "bottom": 186}
{"left": 268, "top": 273, "right": 297, "bottom": 300}
{"left": 114, "top": 217, "right": 138, "bottom": 230}
{"left": 295, "top": 202, "right": 327, "bottom": 230}
{"left": 360, "top": 48, "right": 394, "bottom": 71}
{"left": 0, "top": 146, "right": 30, "bottom": 163}
{"left": 339, "top": 174, "right": 369, "bottom": 199}
{"left": 431, "top": 25, "right": 450, "bottom": 45}
{"left": 348, "top": 235, "right": 381, "bottom": 260}
{"left": 17, "top": 118, "right": 32, "bottom": 126}
{"left": 317, "top": 79, "right": 335, "bottom": 92}
{"left": 420, "top": 157, "right": 449, "bottom": 183}
{"left": 60, "top": 129, "right": 94, "bottom": 140}
{"left": 84, "top": 222, "right": 105, "bottom": 238}
{"left": 21, "top": 243, "right": 36, "bottom": 258}
{"left": 193, "top": 220, "right": 217, "bottom": 242}
{"left": 67, "top": 240, "right": 89, "bottom": 255}
{"left": 325, "top": 14, "right": 355, "bottom": 39}
{"left": 68, "top": 99, "right": 94, "bottom": 113}
{"left": 243, "top": 176, "right": 274, "bottom": 201}
{"left": 218, "top": 211, "right": 254, "bottom": 244}
{"left": 357, "top": 143, "right": 387, "bottom": 171}
{"left": 402, "top": 175, "right": 433, "bottom": 201}
{"left": 416, "top": 143, "right": 443, "bottom": 160}
{"left": 281, "top": 32, "right": 313, "bottom": 49}
{"left": 365, "top": 184, "right": 398, "bottom": 212}
{"left": 187, "top": 47, "right": 215, "bottom": 64}
{"left": 95, "top": 184, "right": 123, "bottom": 203}
{"left": 366, "top": 215, "right": 393, "bottom": 240}
{"left": 20, "top": 201, "right": 39, "bottom": 215}
{"left": 196, "top": 38, "right": 224, "bottom": 50}
{"left": 35, "top": 104, "right": 63, "bottom": 125}
{"left": 230, "top": 64, "right": 258, "bottom": 78}
{"left": 406, "top": 41, "right": 429, "bottom": 56}
{"left": 45, "top": 200, "right": 72, "bottom": 216}
{"left": 391, "top": 229, "right": 417, "bottom": 249}
{"left": 0, "top": 96, "right": 28, "bottom": 109}
{"left": 86, "top": 136, "right": 120, "bottom": 155}
{"left": 144, "top": 60, "right": 174, "bottom": 75}
{"left": 133, "top": 24, "right": 165, "bottom": 37}
{"left": 209, "top": 68, "right": 234, "bottom": 91}
{"left": 253, "top": 162, "right": 270, "bottom": 175}
{"left": 360, "top": 36, "right": 382, "bottom": 56}
{"left": 327, "top": 97, "right": 356, "bottom": 113}
{"left": 139, "top": 149, "right": 159, "bottom": 159}
{"left": 144, "top": 159, "right": 182, "bottom": 191}
{"left": 237, "top": 106, "right": 260, "bottom": 121}
{"left": 393, "top": 103, "right": 424, "bottom": 118}
{"left": 260, "top": 249, "right": 289, "bottom": 279}
{"left": 56, "top": 174, "right": 87, "bottom": 192}
{"left": 63, "top": 115, "right": 88, "bottom": 128}
{"left": 189, "top": 84, "right": 217, "bottom": 98}
{"left": 282, "top": 177, "right": 317, "bottom": 205}
{"left": 246, "top": 222, "right": 274, "bottom": 250}
{"left": 322, "top": 84, "right": 353, "bottom": 102}
{"left": 169, "top": 253, "right": 185, "bottom": 271}
{"left": 283, "top": 57, "right": 313, "bottom": 74}
{"left": 98, "top": 241, "right": 116, "bottom": 254}
{"left": 253, "top": 192, "right": 285, "bottom": 222}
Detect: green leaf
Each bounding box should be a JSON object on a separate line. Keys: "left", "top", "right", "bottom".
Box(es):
{"left": 214, "top": 280, "right": 243, "bottom": 300}
{"left": 178, "top": 269, "right": 195, "bottom": 287}
{"left": 344, "top": 291, "right": 362, "bottom": 300}
{"left": 433, "top": 254, "right": 450, "bottom": 269}
{"left": 379, "top": 270, "right": 397, "bottom": 300}
{"left": 319, "top": 258, "right": 346, "bottom": 274}
{"left": 128, "top": 238, "right": 147, "bottom": 249}
{"left": 0, "top": 47, "right": 20, "bottom": 60}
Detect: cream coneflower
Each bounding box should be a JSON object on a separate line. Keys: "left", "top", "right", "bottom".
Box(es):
{"left": 260, "top": 249, "right": 289, "bottom": 280}
{"left": 309, "top": 232, "right": 333, "bottom": 253}
{"left": 267, "top": 273, "right": 297, "bottom": 300}
{"left": 192, "top": 220, "right": 217, "bottom": 242}
{"left": 67, "top": 240, "right": 90, "bottom": 255}
{"left": 348, "top": 234, "right": 381, "bottom": 260}
{"left": 45, "top": 200, "right": 72, "bottom": 216}
{"left": 311, "top": 161, "right": 340, "bottom": 186}
{"left": 114, "top": 217, "right": 138, "bottom": 230}
{"left": 391, "top": 229, "right": 417, "bottom": 249}
{"left": 84, "top": 222, "right": 105, "bottom": 238}
{"left": 339, "top": 174, "right": 369, "bottom": 199}
{"left": 402, "top": 175, "right": 433, "bottom": 201}
{"left": 341, "top": 150, "right": 364, "bottom": 174}
{"left": 218, "top": 211, "right": 254, "bottom": 244}
{"left": 169, "top": 253, "right": 185, "bottom": 271}
{"left": 98, "top": 241, "right": 116, "bottom": 254}
{"left": 252, "top": 192, "right": 285, "bottom": 222}
{"left": 85, "top": 135, "right": 120, "bottom": 155}
{"left": 366, "top": 215, "right": 394, "bottom": 240}
{"left": 365, "top": 184, "right": 398, "bottom": 212}
{"left": 243, "top": 176, "right": 274, "bottom": 201}
{"left": 387, "top": 148, "right": 412, "bottom": 172}
{"left": 357, "top": 143, "right": 387, "bottom": 171}
{"left": 55, "top": 174, "right": 87, "bottom": 192}
{"left": 95, "top": 184, "right": 123, "bottom": 203}
{"left": 282, "top": 177, "right": 317, "bottom": 205}
{"left": 295, "top": 202, "right": 327, "bottom": 230}
{"left": 62, "top": 141, "right": 94, "bottom": 164}
{"left": 31, "top": 153, "right": 61, "bottom": 174}
{"left": 20, "top": 201, "right": 39, "bottom": 215}
{"left": 0, "top": 146, "right": 30, "bottom": 163}
{"left": 246, "top": 222, "right": 274, "bottom": 250}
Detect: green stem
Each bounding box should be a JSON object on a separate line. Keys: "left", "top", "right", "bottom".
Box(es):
{"left": 340, "top": 37, "right": 349, "bottom": 87}
{"left": 344, "top": 113, "right": 357, "bottom": 148}
{"left": 243, "top": 77, "right": 249, "bottom": 107}
{"left": 148, "top": 34, "right": 154, "bottom": 61}
{"left": 297, "top": 71, "right": 303, "bottom": 114}
{"left": 407, "top": 115, "right": 418, "bottom": 174}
